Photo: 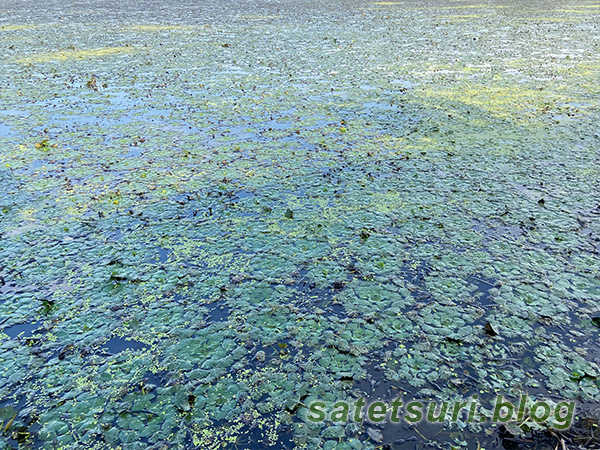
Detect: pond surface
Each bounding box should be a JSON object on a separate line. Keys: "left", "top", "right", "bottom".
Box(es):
{"left": 0, "top": 0, "right": 599, "bottom": 449}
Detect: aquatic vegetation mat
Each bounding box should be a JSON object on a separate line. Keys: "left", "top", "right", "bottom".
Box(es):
{"left": 0, "top": 0, "right": 599, "bottom": 448}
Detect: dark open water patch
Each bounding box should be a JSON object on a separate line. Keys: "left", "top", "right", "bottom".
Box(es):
{"left": 232, "top": 189, "right": 255, "bottom": 203}
{"left": 141, "top": 371, "right": 165, "bottom": 389}
{"left": 400, "top": 260, "right": 435, "bottom": 304}
{"left": 2, "top": 321, "right": 38, "bottom": 338}
{"left": 467, "top": 273, "right": 498, "bottom": 308}
{"left": 103, "top": 337, "right": 150, "bottom": 354}
{"left": 207, "top": 302, "right": 231, "bottom": 323}
{"left": 157, "top": 247, "right": 171, "bottom": 263}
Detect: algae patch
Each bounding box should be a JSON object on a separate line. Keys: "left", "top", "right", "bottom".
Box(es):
{"left": 17, "top": 46, "right": 135, "bottom": 64}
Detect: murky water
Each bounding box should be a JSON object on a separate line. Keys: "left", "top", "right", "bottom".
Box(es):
{"left": 1, "top": 0, "right": 599, "bottom": 448}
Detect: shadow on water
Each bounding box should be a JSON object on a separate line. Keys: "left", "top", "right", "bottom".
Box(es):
{"left": 349, "top": 367, "right": 598, "bottom": 450}
{"left": 341, "top": 267, "right": 600, "bottom": 450}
